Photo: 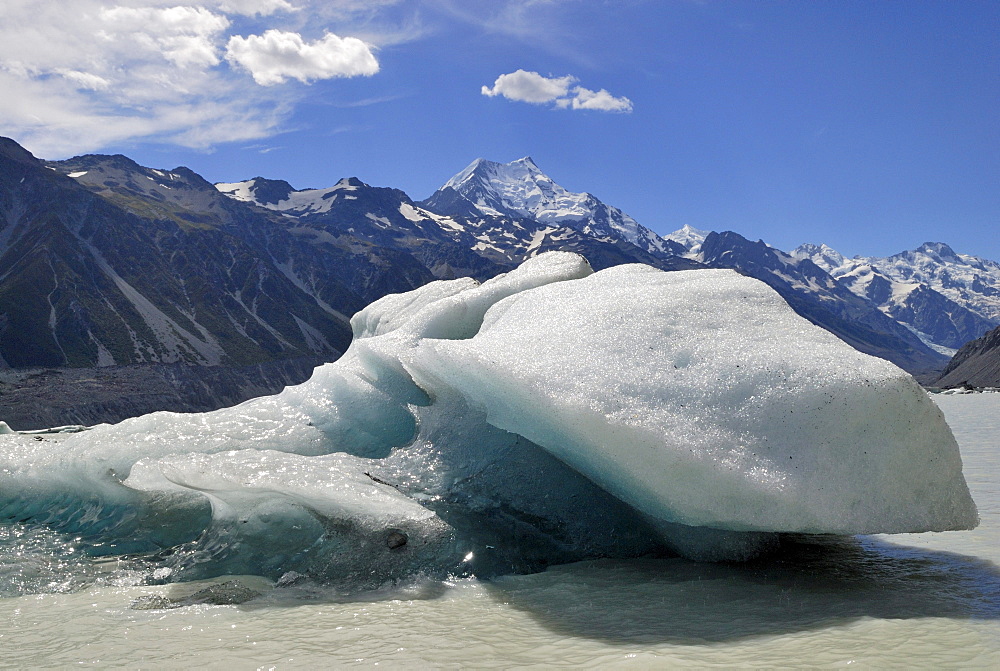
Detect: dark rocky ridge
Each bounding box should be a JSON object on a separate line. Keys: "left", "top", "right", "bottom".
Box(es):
{"left": 935, "top": 324, "right": 1000, "bottom": 388}
{"left": 0, "top": 358, "right": 324, "bottom": 430}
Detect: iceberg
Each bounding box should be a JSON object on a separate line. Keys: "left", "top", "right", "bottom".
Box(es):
{"left": 0, "top": 252, "right": 978, "bottom": 587}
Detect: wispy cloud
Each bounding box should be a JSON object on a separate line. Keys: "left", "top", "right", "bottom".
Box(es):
{"left": 482, "top": 69, "right": 633, "bottom": 113}
{"left": 0, "top": 1, "right": 405, "bottom": 157}
{"left": 432, "top": 0, "right": 572, "bottom": 41}
{"left": 429, "top": 0, "right": 606, "bottom": 67}
{"left": 218, "top": 0, "right": 295, "bottom": 16}
{"left": 324, "top": 124, "right": 374, "bottom": 136}
{"left": 329, "top": 94, "right": 407, "bottom": 108}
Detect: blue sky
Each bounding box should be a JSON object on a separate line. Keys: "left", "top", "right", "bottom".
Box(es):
{"left": 1, "top": 1, "right": 996, "bottom": 260}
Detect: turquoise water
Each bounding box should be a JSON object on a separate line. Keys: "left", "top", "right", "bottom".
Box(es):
{"left": 0, "top": 394, "right": 997, "bottom": 668}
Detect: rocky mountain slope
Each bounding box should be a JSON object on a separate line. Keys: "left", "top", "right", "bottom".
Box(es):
{"left": 934, "top": 324, "right": 1000, "bottom": 388}
{"left": 0, "top": 138, "right": 472, "bottom": 427}
{"left": 216, "top": 175, "right": 505, "bottom": 282}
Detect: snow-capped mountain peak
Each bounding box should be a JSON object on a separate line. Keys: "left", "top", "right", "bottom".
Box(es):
{"left": 427, "top": 157, "right": 674, "bottom": 257}
{"left": 913, "top": 241, "right": 961, "bottom": 262}
{"left": 442, "top": 156, "right": 542, "bottom": 195}
{"left": 440, "top": 156, "right": 577, "bottom": 221}
{"left": 665, "top": 224, "right": 711, "bottom": 256}
{"left": 792, "top": 242, "right": 852, "bottom": 275}
{"left": 883, "top": 246, "right": 1000, "bottom": 321}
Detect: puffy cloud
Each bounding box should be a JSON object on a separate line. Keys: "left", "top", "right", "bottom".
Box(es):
{"left": 226, "top": 30, "right": 379, "bottom": 85}
{"left": 0, "top": 68, "right": 288, "bottom": 159}
{"left": 482, "top": 69, "right": 633, "bottom": 113}
{"left": 559, "top": 86, "right": 634, "bottom": 113}
{"left": 481, "top": 69, "right": 574, "bottom": 104}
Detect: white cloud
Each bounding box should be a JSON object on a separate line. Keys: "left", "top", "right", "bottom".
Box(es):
{"left": 98, "top": 5, "right": 231, "bottom": 69}
{"left": 482, "top": 69, "right": 633, "bottom": 113}
{"left": 0, "top": 1, "right": 392, "bottom": 157}
{"left": 217, "top": 0, "right": 295, "bottom": 16}
{"left": 226, "top": 30, "right": 379, "bottom": 85}
{"left": 561, "top": 86, "right": 634, "bottom": 113}
{"left": 481, "top": 69, "right": 575, "bottom": 103}
{"left": 0, "top": 69, "right": 288, "bottom": 159}
{"left": 56, "top": 70, "right": 112, "bottom": 91}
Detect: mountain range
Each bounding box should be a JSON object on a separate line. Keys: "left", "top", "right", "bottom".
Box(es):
{"left": 1, "top": 135, "right": 997, "bottom": 427}
{"left": 792, "top": 242, "right": 1000, "bottom": 354}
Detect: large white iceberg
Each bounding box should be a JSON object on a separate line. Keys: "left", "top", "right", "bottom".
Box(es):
{"left": 0, "top": 252, "right": 977, "bottom": 585}
{"left": 407, "top": 263, "right": 977, "bottom": 542}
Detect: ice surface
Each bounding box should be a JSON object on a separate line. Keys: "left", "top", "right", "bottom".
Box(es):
{"left": 407, "top": 264, "right": 978, "bottom": 541}
{"left": 0, "top": 252, "right": 978, "bottom": 586}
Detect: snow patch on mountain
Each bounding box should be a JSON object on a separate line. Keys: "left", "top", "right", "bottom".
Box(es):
{"left": 798, "top": 242, "right": 1000, "bottom": 324}
{"left": 870, "top": 243, "right": 1000, "bottom": 323}
{"left": 215, "top": 180, "right": 255, "bottom": 203}
{"left": 398, "top": 202, "right": 424, "bottom": 223}
{"left": 216, "top": 177, "right": 362, "bottom": 216}
{"left": 401, "top": 202, "right": 467, "bottom": 234}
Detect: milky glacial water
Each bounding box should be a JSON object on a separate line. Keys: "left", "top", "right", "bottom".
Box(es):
{"left": 1, "top": 393, "right": 997, "bottom": 668}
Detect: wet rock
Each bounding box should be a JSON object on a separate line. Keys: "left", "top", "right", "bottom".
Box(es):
{"left": 386, "top": 530, "right": 408, "bottom": 550}
{"left": 130, "top": 594, "right": 176, "bottom": 610}
{"left": 276, "top": 571, "right": 307, "bottom": 588}
{"left": 181, "top": 580, "right": 262, "bottom": 606}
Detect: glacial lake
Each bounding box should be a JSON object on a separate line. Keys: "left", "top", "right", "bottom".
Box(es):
{"left": 1, "top": 393, "right": 997, "bottom": 668}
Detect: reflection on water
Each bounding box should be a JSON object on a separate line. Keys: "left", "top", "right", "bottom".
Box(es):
{"left": 0, "top": 525, "right": 96, "bottom": 597}
{"left": 488, "top": 535, "right": 1000, "bottom": 647}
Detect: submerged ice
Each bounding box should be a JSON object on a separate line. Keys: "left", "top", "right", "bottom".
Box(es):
{"left": 0, "top": 252, "right": 978, "bottom": 589}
